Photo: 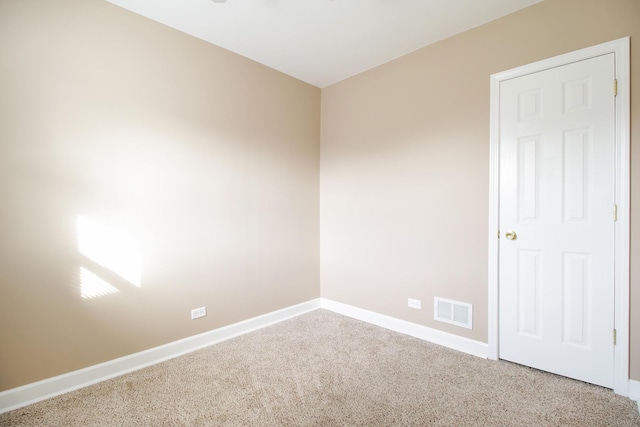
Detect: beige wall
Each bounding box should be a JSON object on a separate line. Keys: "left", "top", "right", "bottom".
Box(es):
{"left": 320, "top": 0, "right": 640, "bottom": 380}
{"left": 0, "top": 0, "right": 320, "bottom": 391}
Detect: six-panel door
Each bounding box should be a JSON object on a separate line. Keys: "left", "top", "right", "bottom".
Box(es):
{"left": 499, "top": 54, "right": 616, "bottom": 388}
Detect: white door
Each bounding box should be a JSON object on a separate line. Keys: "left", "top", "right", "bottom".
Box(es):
{"left": 498, "top": 54, "right": 616, "bottom": 388}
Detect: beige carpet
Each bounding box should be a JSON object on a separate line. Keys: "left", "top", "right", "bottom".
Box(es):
{"left": 1, "top": 309, "right": 639, "bottom": 426}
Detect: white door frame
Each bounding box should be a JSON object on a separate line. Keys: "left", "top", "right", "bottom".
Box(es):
{"left": 488, "top": 37, "right": 630, "bottom": 396}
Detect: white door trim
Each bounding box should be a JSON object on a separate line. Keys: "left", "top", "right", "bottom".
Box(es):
{"left": 488, "top": 37, "right": 630, "bottom": 396}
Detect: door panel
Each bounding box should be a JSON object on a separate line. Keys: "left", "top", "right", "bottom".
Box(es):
{"left": 499, "top": 54, "right": 615, "bottom": 388}
{"left": 562, "top": 252, "right": 590, "bottom": 346}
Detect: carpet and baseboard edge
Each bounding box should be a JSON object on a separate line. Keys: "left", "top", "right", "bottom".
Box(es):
{"left": 1, "top": 298, "right": 637, "bottom": 414}
{"left": 0, "top": 299, "right": 321, "bottom": 414}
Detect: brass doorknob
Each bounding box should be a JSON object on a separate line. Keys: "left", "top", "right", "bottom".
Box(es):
{"left": 505, "top": 231, "right": 517, "bottom": 240}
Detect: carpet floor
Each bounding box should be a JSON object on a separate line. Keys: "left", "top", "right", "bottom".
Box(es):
{"left": 1, "top": 309, "right": 639, "bottom": 426}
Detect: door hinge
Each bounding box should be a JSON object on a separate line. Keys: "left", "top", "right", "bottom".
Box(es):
{"left": 613, "top": 329, "right": 617, "bottom": 345}
{"left": 497, "top": 230, "right": 500, "bottom": 239}
{"left": 613, "top": 204, "right": 618, "bottom": 222}
{"left": 614, "top": 79, "right": 618, "bottom": 97}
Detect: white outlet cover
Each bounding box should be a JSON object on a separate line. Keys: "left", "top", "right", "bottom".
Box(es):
{"left": 191, "top": 306, "right": 207, "bottom": 320}
{"left": 408, "top": 298, "right": 421, "bottom": 309}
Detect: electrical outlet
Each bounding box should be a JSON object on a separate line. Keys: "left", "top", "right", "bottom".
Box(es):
{"left": 191, "top": 306, "right": 207, "bottom": 320}
{"left": 408, "top": 298, "right": 421, "bottom": 309}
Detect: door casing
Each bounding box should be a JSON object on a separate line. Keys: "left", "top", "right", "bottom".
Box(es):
{"left": 487, "top": 37, "right": 630, "bottom": 396}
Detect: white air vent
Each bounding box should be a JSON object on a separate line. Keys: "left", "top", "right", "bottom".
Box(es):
{"left": 434, "top": 297, "right": 472, "bottom": 329}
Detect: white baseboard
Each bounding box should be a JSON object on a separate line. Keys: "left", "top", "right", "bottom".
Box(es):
{"left": 320, "top": 298, "right": 488, "bottom": 358}
{"left": 0, "top": 298, "right": 321, "bottom": 414}
{"left": 629, "top": 379, "right": 640, "bottom": 403}
{"left": 4, "top": 296, "right": 627, "bottom": 415}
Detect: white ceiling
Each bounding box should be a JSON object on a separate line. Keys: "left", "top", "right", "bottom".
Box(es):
{"left": 105, "top": 0, "right": 542, "bottom": 88}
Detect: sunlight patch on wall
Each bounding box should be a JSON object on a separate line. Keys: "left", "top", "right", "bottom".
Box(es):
{"left": 77, "top": 215, "right": 142, "bottom": 298}
{"left": 80, "top": 267, "right": 120, "bottom": 299}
